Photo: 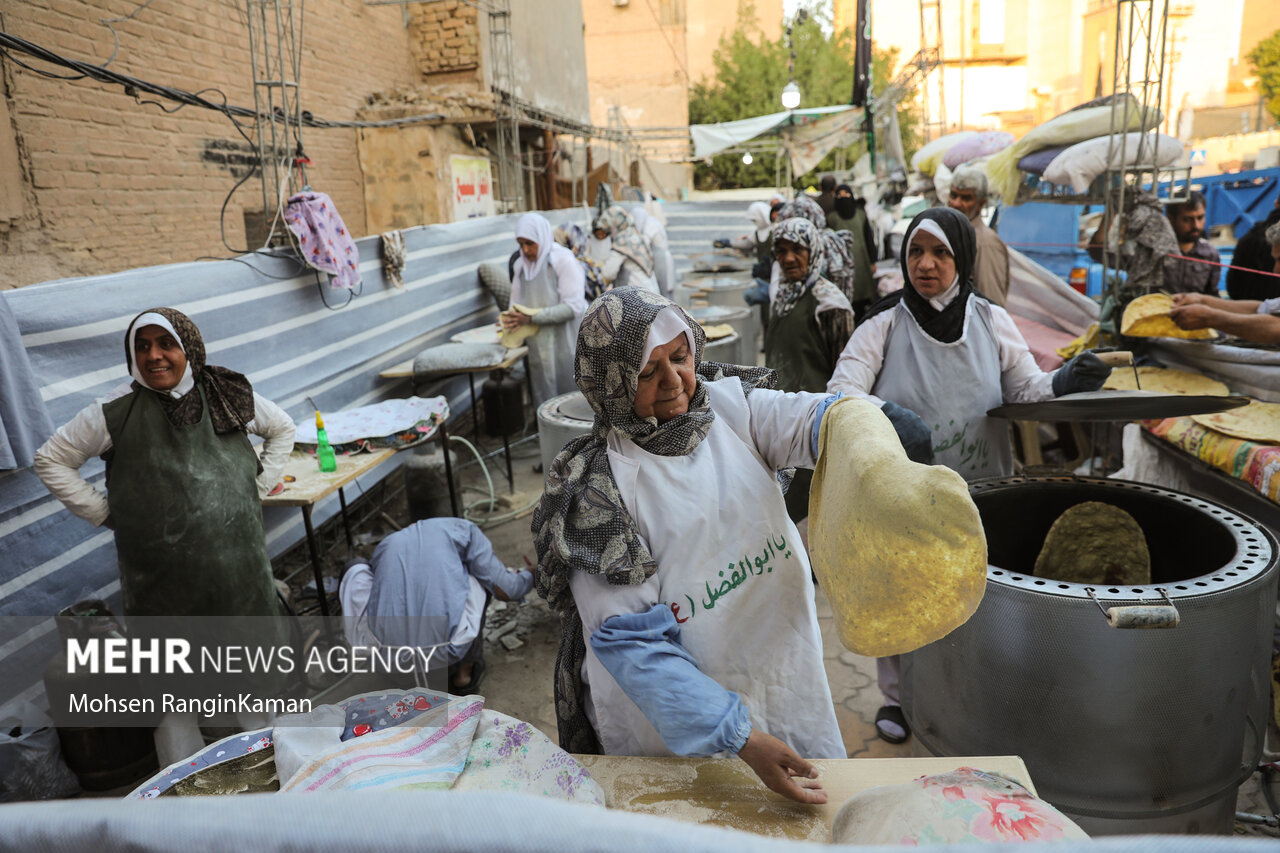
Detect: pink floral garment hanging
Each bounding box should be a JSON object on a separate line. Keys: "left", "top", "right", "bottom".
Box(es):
{"left": 284, "top": 191, "right": 362, "bottom": 290}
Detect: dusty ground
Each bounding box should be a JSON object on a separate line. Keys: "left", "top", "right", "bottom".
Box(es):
{"left": 282, "top": 409, "right": 1278, "bottom": 838}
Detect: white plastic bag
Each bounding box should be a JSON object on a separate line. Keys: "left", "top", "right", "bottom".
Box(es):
{"left": 909, "top": 131, "right": 977, "bottom": 176}
{"left": 1043, "top": 132, "right": 1184, "bottom": 193}
{"left": 0, "top": 702, "right": 80, "bottom": 801}
{"left": 987, "top": 98, "right": 1163, "bottom": 203}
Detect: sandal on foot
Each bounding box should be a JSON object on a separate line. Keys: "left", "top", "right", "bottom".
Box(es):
{"left": 449, "top": 659, "right": 486, "bottom": 695}
{"left": 875, "top": 705, "right": 910, "bottom": 744}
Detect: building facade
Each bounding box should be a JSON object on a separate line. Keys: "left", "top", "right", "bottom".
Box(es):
{"left": 0, "top": 0, "right": 589, "bottom": 289}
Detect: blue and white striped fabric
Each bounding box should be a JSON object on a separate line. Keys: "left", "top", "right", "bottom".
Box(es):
{"left": 0, "top": 200, "right": 746, "bottom": 714}
{"left": 0, "top": 210, "right": 584, "bottom": 712}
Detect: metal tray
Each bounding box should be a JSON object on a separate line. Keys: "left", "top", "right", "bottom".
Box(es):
{"left": 987, "top": 390, "right": 1251, "bottom": 422}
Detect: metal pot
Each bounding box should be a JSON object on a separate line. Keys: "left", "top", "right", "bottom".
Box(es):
{"left": 903, "top": 476, "right": 1278, "bottom": 836}
{"left": 688, "top": 305, "right": 753, "bottom": 367}
{"left": 537, "top": 392, "right": 594, "bottom": 475}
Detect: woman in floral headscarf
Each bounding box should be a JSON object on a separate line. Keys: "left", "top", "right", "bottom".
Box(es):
{"left": 532, "top": 287, "right": 850, "bottom": 805}
{"left": 34, "top": 308, "right": 295, "bottom": 623}
{"left": 766, "top": 217, "right": 856, "bottom": 524}
{"left": 592, "top": 205, "right": 660, "bottom": 293}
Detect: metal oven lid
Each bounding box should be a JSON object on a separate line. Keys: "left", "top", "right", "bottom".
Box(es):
{"left": 987, "top": 390, "right": 1250, "bottom": 422}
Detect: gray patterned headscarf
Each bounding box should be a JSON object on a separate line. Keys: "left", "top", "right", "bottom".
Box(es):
{"left": 532, "top": 287, "right": 775, "bottom": 752}
{"left": 777, "top": 196, "right": 859, "bottom": 306}
{"left": 771, "top": 217, "right": 829, "bottom": 317}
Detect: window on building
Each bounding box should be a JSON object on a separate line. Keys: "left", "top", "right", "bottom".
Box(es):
{"left": 978, "top": 0, "right": 1005, "bottom": 45}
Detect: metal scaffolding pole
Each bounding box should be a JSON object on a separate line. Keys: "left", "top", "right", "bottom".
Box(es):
{"left": 245, "top": 0, "right": 304, "bottom": 244}
{"left": 487, "top": 0, "right": 523, "bottom": 212}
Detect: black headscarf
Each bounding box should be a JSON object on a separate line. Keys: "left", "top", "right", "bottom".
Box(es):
{"left": 833, "top": 184, "right": 859, "bottom": 219}
{"left": 863, "top": 206, "right": 983, "bottom": 344}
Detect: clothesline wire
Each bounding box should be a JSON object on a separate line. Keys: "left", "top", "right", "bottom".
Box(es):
{"left": 1004, "top": 242, "right": 1280, "bottom": 279}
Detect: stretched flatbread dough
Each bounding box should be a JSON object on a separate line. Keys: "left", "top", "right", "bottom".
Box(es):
{"left": 1120, "top": 293, "right": 1215, "bottom": 340}
{"left": 1102, "top": 366, "right": 1229, "bottom": 395}
{"left": 809, "top": 397, "right": 988, "bottom": 656}
{"left": 1033, "top": 502, "right": 1151, "bottom": 585}
{"left": 1191, "top": 400, "right": 1280, "bottom": 444}
{"left": 499, "top": 303, "right": 540, "bottom": 349}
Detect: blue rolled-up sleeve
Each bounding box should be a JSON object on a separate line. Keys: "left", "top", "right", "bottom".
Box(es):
{"left": 810, "top": 393, "right": 843, "bottom": 456}
{"left": 590, "top": 604, "right": 752, "bottom": 757}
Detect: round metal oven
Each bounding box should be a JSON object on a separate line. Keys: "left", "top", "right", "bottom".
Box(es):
{"left": 689, "top": 305, "right": 752, "bottom": 366}
{"left": 702, "top": 331, "right": 741, "bottom": 368}
{"left": 537, "top": 392, "right": 594, "bottom": 475}
{"left": 902, "top": 476, "right": 1278, "bottom": 836}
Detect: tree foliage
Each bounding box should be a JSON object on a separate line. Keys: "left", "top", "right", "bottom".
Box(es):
{"left": 1248, "top": 29, "right": 1280, "bottom": 126}
{"left": 688, "top": 2, "right": 918, "bottom": 190}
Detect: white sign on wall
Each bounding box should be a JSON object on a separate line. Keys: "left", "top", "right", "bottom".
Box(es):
{"left": 450, "top": 155, "right": 495, "bottom": 221}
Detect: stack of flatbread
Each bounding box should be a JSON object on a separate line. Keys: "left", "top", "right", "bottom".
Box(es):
{"left": 1102, "top": 367, "right": 1229, "bottom": 395}
{"left": 1191, "top": 401, "right": 1280, "bottom": 444}
{"left": 1120, "top": 293, "right": 1216, "bottom": 340}
{"left": 698, "top": 323, "right": 734, "bottom": 341}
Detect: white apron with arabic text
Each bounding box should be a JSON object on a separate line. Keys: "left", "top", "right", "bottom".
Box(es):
{"left": 576, "top": 379, "right": 845, "bottom": 759}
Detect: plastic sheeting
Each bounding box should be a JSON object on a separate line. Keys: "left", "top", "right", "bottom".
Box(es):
{"left": 0, "top": 293, "right": 53, "bottom": 469}
{"left": 1005, "top": 247, "right": 1101, "bottom": 337}
{"left": 690, "top": 106, "right": 854, "bottom": 159}
{"left": 0, "top": 792, "right": 1272, "bottom": 852}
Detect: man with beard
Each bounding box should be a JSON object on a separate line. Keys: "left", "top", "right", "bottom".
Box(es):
{"left": 1162, "top": 192, "right": 1220, "bottom": 295}
{"left": 946, "top": 166, "right": 1009, "bottom": 307}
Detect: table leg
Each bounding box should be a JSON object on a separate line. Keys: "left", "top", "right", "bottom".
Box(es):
{"left": 300, "top": 505, "right": 330, "bottom": 618}
{"left": 495, "top": 370, "right": 515, "bottom": 493}
{"left": 468, "top": 374, "right": 480, "bottom": 445}
{"left": 440, "top": 421, "right": 459, "bottom": 517}
{"left": 523, "top": 354, "right": 534, "bottom": 427}
{"left": 337, "top": 486, "right": 355, "bottom": 553}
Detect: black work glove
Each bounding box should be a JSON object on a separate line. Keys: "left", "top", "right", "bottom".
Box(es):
{"left": 1052, "top": 350, "right": 1113, "bottom": 396}
{"left": 880, "top": 401, "right": 935, "bottom": 465}
{"left": 712, "top": 238, "right": 731, "bottom": 249}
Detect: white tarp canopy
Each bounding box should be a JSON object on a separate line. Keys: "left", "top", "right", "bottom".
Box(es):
{"left": 690, "top": 105, "right": 855, "bottom": 159}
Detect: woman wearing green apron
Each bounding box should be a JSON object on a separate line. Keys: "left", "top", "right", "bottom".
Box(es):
{"left": 764, "top": 217, "right": 855, "bottom": 523}
{"left": 35, "top": 308, "right": 294, "bottom": 678}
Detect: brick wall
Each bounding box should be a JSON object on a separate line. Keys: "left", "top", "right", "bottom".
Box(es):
{"left": 0, "top": 1, "right": 422, "bottom": 288}
{"left": 408, "top": 0, "right": 481, "bottom": 78}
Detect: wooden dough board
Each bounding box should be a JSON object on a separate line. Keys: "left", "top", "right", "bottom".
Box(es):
{"left": 571, "top": 754, "right": 1034, "bottom": 842}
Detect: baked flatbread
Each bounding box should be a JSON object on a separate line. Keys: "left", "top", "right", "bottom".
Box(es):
{"left": 1120, "top": 293, "right": 1216, "bottom": 340}
{"left": 699, "top": 323, "right": 734, "bottom": 341}
{"left": 1033, "top": 502, "right": 1150, "bottom": 586}
{"left": 1190, "top": 400, "right": 1280, "bottom": 444}
{"left": 809, "top": 397, "right": 987, "bottom": 656}
{"left": 1102, "top": 366, "right": 1229, "bottom": 395}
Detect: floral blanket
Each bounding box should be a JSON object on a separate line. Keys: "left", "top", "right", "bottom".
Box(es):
{"left": 1143, "top": 417, "right": 1280, "bottom": 504}
{"left": 128, "top": 690, "right": 603, "bottom": 806}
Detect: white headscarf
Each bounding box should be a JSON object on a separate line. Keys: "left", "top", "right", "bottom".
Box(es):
{"left": 747, "top": 201, "right": 772, "bottom": 241}
{"left": 127, "top": 312, "right": 195, "bottom": 398}
{"left": 514, "top": 212, "right": 555, "bottom": 281}
{"left": 640, "top": 306, "right": 694, "bottom": 369}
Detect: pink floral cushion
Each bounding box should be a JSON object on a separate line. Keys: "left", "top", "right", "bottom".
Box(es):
{"left": 831, "top": 767, "right": 1089, "bottom": 845}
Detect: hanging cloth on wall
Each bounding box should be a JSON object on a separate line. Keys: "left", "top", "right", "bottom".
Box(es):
{"left": 381, "top": 230, "right": 407, "bottom": 289}
{"left": 0, "top": 292, "right": 54, "bottom": 468}
{"left": 284, "top": 190, "right": 362, "bottom": 291}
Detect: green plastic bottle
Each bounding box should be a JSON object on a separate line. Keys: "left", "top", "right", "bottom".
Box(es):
{"left": 315, "top": 411, "right": 337, "bottom": 472}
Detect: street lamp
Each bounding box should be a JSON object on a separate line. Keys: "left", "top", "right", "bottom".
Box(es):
{"left": 781, "top": 81, "right": 801, "bottom": 110}
{"left": 742, "top": 152, "right": 753, "bottom": 165}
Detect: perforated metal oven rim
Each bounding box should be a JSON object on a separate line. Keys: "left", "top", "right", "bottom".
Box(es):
{"left": 969, "top": 475, "right": 1278, "bottom": 602}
